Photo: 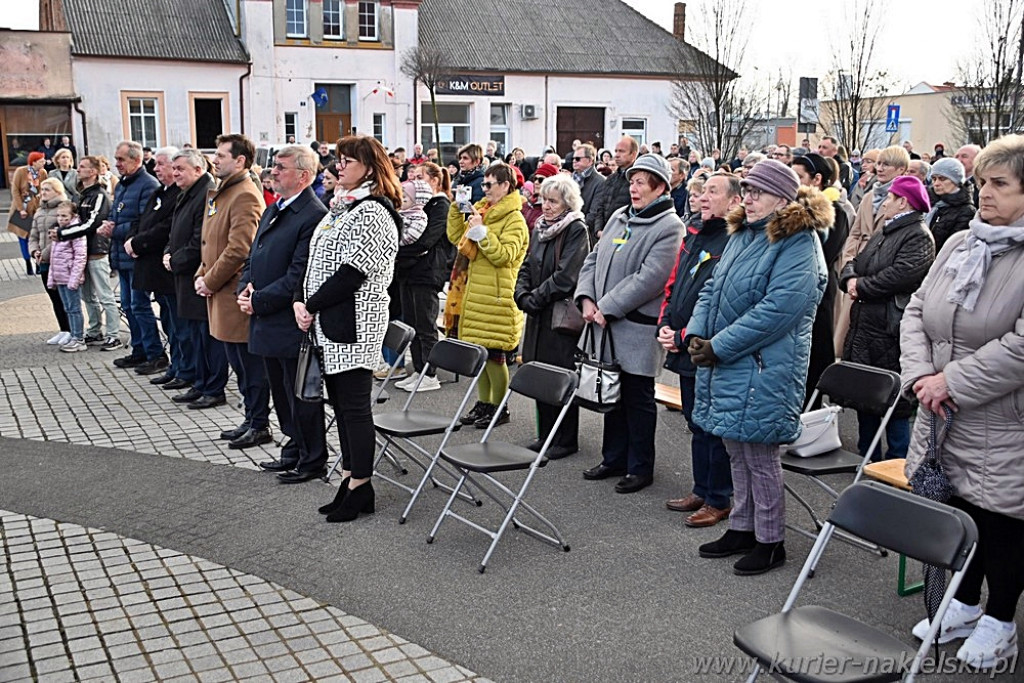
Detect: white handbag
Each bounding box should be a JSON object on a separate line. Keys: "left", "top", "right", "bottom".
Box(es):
{"left": 786, "top": 405, "right": 843, "bottom": 457}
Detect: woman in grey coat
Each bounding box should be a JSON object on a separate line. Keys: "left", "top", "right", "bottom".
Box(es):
{"left": 900, "top": 134, "right": 1024, "bottom": 669}
{"left": 575, "top": 154, "right": 683, "bottom": 493}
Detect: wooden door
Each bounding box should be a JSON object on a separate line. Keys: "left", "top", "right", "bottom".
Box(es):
{"left": 556, "top": 107, "right": 605, "bottom": 156}
{"left": 316, "top": 114, "right": 352, "bottom": 145}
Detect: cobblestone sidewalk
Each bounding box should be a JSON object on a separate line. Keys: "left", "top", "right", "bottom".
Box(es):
{"left": 0, "top": 510, "right": 487, "bottom": 683}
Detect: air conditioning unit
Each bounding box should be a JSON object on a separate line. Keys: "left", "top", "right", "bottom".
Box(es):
{"left": 521, "top": 104, "right": 538, "bottom": 120}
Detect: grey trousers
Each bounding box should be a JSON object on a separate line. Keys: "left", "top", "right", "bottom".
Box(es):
{"left": 722, "top": 439, "right": 785, "bottom": 543}
{"left": 80, "top": 257, "right": 120, "bottom": 337}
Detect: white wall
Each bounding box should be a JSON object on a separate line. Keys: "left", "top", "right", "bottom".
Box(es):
{"left": 72, "top": 58, "right": 246, "bottom": 155}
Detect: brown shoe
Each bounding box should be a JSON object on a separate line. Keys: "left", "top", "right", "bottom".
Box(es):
{"left": 685, "top": 504, "right": 732, "bottom": 528}
{"left": 666, "top": 494, "right": 704, "bottom": 512}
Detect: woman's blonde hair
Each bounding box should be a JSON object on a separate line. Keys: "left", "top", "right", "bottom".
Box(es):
{"left": 877, "top": 145, "right": 910, "bottom": 171}
{"left": 975, "top": 134, "right": 1024, "bottom": 188}
{"left": 53, "top": 148, "right": 74, "bottom": 165}
{"left": 40, "top": 177, "right": 68, "bottom": 198}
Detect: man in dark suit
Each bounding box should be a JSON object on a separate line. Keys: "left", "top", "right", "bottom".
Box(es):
{"left": 238, "top": 145, "right": 328, "bottom": 483}
{"left": 572, "top": 143, "right": 605, "bottom": 233}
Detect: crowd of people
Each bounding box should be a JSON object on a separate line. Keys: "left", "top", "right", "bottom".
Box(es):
{"left": 7, "top": 127, "right": 1023, "bottom": 669}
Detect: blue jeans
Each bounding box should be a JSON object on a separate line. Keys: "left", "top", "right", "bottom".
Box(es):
{"left": 857, "top": 413, "right": 910, "bottom": 461}
{"left": 680, "top": 374, "right": 733, "bottom": 509}
{"left": 57, "top": 285, "right": 84, "bottom": 340}
{"left": 81, "top": 258, "right": 119, "bottom": 337}
{"left": 118, "top": 269, "right": 163, "bottom": 360}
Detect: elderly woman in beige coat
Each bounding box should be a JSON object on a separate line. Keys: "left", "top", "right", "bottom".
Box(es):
{"left": 900, "top": 134, "right": 1024, "bottom": 670}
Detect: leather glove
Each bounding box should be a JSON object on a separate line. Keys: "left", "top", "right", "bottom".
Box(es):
{"left": 466, "top": 224, "right": 487, "bottom": 242}
{"left": 688, "top": 337, "right": 718, "bottom": 367}
{"left": 518, "top": 294, "right": 543, "bottom": 316}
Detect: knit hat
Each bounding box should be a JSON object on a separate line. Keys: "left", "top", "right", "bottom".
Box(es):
{"left": 741, "top": 159, "right": 800, "bottom": 202}
{"left": 930, "top": 158, "right": 965, "bottom": 186}
{"left": 28, "top": 151, "right": 45, "bottom": 165}
{"left": 511, "top": 165, "right": 525, "bottom": 189}
{"left": 533, "top": 163, "right": 560, "bottom": 179}
{"left": 889, "top": 176, "right": 931, "bottom": 212}
{"left": 626, "top": 153, "right": 672, "bottom": 189}
{"left": 700, "top": 157, "right": 716, "bottom": 170}
{"left": 402, "top": 179, "right": 432, "bottom": 208}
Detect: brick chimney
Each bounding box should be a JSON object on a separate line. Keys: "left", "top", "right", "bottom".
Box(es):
{"left": 39, "top": 0, "right": 68, "bottom": 31}
{"left": 673, "top": 2, "right": 686, "bottom": 41}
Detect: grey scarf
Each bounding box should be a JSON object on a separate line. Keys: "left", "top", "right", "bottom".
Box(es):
{"left": 924, "top": 198, "right": 947, "bottom": 226}
{"left": 872, "top": 179, "right": 893, "bottom": 214}
{"left": 945, "top": 214, "right": 1024, "bottom": 311}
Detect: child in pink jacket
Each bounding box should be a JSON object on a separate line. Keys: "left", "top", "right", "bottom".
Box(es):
{"left": 47, "top": 201, "right": 88, "bottom": 352}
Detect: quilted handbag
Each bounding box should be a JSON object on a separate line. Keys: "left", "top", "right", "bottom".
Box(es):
{"left": 786, "top": 405, "right": 843, "bottom": 457}
{"left": 574, "top": 324, "right": 621, "bottom": 413}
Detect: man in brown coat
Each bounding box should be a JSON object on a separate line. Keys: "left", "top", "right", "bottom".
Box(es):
{"left": 194, "top": 134, "right": 270, "bottom": 448}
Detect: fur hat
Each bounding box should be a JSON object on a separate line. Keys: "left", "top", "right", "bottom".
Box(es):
{"left": 889, "top": 176, "right": 931, "bottom": 212}
{"left": 533, "top": 163, "right": 560, "bottom": 179}
{"left": 626, "top": 153, "right": 672, "bottom": 189}
{"left": 931, "top": 158, "right": 965, "bottom": 186}
{"left": 741, "top": 159, "right": 800, "bottom": 202}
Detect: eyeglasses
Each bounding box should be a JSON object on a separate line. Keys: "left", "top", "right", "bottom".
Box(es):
{"left": 336, "top": 156, "right": 356, "bottom": 168}
{"left": 573, "top": 156, "right": 587, "bottom": 161}
{"left": 742, "top": 187, "right": 763, "bottom": 200}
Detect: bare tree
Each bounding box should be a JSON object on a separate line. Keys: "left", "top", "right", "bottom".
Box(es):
{"left": 948, "top": 0, "right": 1024, "bottom": 145}
{"left": 820, "top": 0, "right": 895, "bottom": 152}
{"left": 400, "top": 46, "right": 451, "bottom": 152}
{"left": 668, "top": 0, "right": 766, "bottom": 160}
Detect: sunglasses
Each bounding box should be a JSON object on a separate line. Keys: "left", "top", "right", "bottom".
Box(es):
{"left": 573, "top": 156, "right": 587, "bottom": 161}
{"left": 481, "top": 180, "right": 506, "bottom": 190}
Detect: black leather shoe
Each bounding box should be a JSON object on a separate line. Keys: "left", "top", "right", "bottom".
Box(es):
{"left": 615, "top": 474, "right": 653, "bottom": 494}
{"left": 259, "top": 460, "right": 299, "bottom": 473}
{"left": 172, "top": 388, "right": 203, "bottom": 403}
{"left": 149, "top": 372, "right": 175, "bottom": 385}
{"left": 113, "top": 354, "right": 146, "bottom": 369}
{"left": 698, "top": 529, "right": 757, "bottom": 559}
{"left": 228, "top": 428, "right": 273, "bottom": 449}
{"left": 220, "top": 424, "right": 250, "bottom": 441}
{"left": 582, "top": 463, "right": 627, "bottom": 480}
{"left": 162, "top": 378, "right": 192, "bottom": 391}
{"left": 277, "top": 469, "right": 326, "bottom": 484}
{"left": 134, "top": 356, "right": 169, "bottom": 376}
{"left": 187, "top": 394, "right": 227, "bottom": 410}
{"left": 545, "top": 445, "right": 578, "bottom": 460}
{"left": 459, "top": 401, "right": 488, "bottom": 425}
{"left": 475, "top": 405, "right": 509, "bottom": 429}
{"left": 733, "top": 541, "right": 786, "bottom": 576}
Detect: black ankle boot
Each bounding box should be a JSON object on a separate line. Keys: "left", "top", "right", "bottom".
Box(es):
{"left": 25, "top": 259, "right": 34, "bottom": 276}
{"left": 317, "top": 477, "right": 350, "bottom": 515}
{"left": 326, "top": 481, "right": 375, "bottom": 523}
{"left": 698, "top": 529, "right": 757, "bottom": 558}
{"left": 733, "top": 541, "right": 786, "bottom": 575}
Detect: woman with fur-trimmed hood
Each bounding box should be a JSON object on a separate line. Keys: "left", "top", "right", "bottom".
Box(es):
{"left": 685, "top": 159, "right": 831, "bottom": 576}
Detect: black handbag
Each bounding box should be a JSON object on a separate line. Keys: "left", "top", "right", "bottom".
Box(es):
{"left": 8, "top": 211, "right": 33, "bottom": 235}
{"left": 908, "top": 405, "right": 955, "bottom": 503}
{"left": 295, "top": 329, "right": 324, "bottom": 403}
{"left": 574, "top": 324, "right": 621, "bottom": 413}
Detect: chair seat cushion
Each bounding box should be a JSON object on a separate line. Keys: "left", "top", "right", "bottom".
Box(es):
{"left": 734, "top": 605, "right": 915, "bottom": 683}
{"left": 374, "top": 410, "right": 457, "bottom": 437}
{"left": 782, "top": 448, "right": 863, "bottom": 475}
{"left": 441, "top": 442, "right": 545, "bottom": 473}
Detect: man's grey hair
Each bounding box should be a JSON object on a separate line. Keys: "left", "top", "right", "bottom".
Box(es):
{"left": 275, "top": 145, "right": 319, "bottom": 174}
{"left": 116, "top": 140, "right": 144, "bottom": 160}
{"left": 172, "top": 148, "right": 207, "bottom": 170}
{"left": 743, "top": 152, "right": 767, "bottom": 168}
{"left": 154, "top": 146, "right": 179, "bottom": 161}
{"left": 539, "top": 174, "right": 584, "bottom": 212}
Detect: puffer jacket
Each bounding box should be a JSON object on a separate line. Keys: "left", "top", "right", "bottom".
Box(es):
{"left": 928, "top": 186, "right": 975, "bottom": 252}
{"left": 446, "top": 192, "right": 528, "bottom": 351}
{"left": 47, "top": 229, "right": 87, "bottom": 289}
{"left": 29, "top": 197, "right": 62, "bottom": 270}
{"left": 108, "top": 166, "right": 159, "bottom": 271}
{"left": 688, "top": 187, "right": 831, "bottom": 444}
{"left": 901, "top": 232, "right": 1024, "bottom": 519}
{"left": 839, "top": 211, "right": 935, "bottom": 408}
{"left": 575, "top": 196, "right": 683, "bottom": 377}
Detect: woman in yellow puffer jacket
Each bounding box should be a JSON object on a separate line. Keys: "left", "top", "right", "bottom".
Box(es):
{"left": 447, "top": 162, "right": 528, "bottom": 428}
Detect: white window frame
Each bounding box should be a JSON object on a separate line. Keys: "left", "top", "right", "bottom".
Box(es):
{"left": 373, "top": 113, "right": 386, "bottom": 146}
{"left": 358, "top": 1, "right": 379, "bottom": 41}
{"left": 285, "top": 0, "right": 308, "bottom": 38}
{"left": 126, "top": 96, "right": 161, "bottom": 149}
{"left": 420, "top": 103, "right": 471, "bottom": 150}
{"left": 322, "top": 0, "right": 343, "bottom": 39}
{"left": 284, "top": 112, "right": 298, "bottom": 140}
{"left": 621, "top": 118, "right": 647, "bottom": 147}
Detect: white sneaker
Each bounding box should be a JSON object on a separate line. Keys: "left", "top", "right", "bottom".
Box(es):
{"left": 957, "top": 615, "right": 1018, "bottom": 669}
{"left": 46, "top": 332, "right": 67, "bottom": 345}
{"left": 413, "top": 375, "right": 441, "bottom": 392}
{"left": 394, "top": 372, "right": 419, "bottom": 390}
{"left": 59, "top": 339, "right": 88, "bottom": 353}
{"left": 912, "top": 598, "right": 982, "bottom": 644}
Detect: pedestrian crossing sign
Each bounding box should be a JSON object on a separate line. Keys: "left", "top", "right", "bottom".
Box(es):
{"left": 886, "top": 104, "right": 900, "bottom": 133}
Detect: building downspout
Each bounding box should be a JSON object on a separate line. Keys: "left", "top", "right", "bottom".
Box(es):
{"left": 239, "top": 61, "right": 252, "bottom": 134}
{"left": 73, "top": 99, "right": 89, "bottom": 155}
{"left": 544, "top": 75, "right": 550, "bottom": 146}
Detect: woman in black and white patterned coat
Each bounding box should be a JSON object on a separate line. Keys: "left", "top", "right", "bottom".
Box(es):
{"left": 294, "top": 135, "right": 402, "bottom": 523}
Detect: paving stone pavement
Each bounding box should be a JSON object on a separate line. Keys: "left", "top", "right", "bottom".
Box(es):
{"left": 0, "top": 258, "right": 34, "bottom": 283}
{"left": 0, "top": 509, "right": 489, "bottom": 683}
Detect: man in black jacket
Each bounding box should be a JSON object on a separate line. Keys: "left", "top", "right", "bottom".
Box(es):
{"left": 572, "top": 143, "right": 605, "bottom": 231}
{"left": 589, "top": 136, "right": 637, "bottom": 241}
{"left": 657, "top": 173, "right": 740, "bottom": 528}
{"left": 238, "top": 145, "right": 328, "bottom": 481}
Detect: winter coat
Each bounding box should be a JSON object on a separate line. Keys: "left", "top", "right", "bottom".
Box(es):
{"left": 839, "top": 211, "right": 934, "bottom": 413}
{"left": 240, "top": 186, "right": 326, "bottom": 359}
{"left": 29, "top": 198, "right": 62, "bottom": 270}
{"left": 167, "top": 174, "right": 215, "bottom": 321}
{"left": 456, "top": 167, "right": 485, "bottom": 203}
{"left": 515, "top": 218, "right": 590, "bottom": 367}
{"left": 47, "top": 231, "right": 87, "bottom": 289}
{"left": 108, "top": 166, "right": 159, "bottom": 272}
{"left": 900, "top": 233, "right": 1024, "bottom": 519}
{"left": 928, "top": 186, "right": 975, "bottom": 252}
{"left": 58, "top": 183, "right": 110, "bottom": 256}
{"left": 579, "top": 169, "right": 606, "bottom": 230}
{"left": 197, "top": 170, "right": 266, "bottom": 344}
{"left": 575, "top": 196, "right": 683, "bottom": 377}
{"left": 807, "top": 199, "right": 852, "bottom": 402}
{"left": 396, "top": 194, "right": 450, "bottom": 290}
{"left": 51, "top": 168, "right": 79, "bottom": 204}
{"left": 670, "top": 183, "right": 689, "bottom": 217}
{"left": 446, "top": 192, "right": 529, "bottom": 351}
{"left": 130, "top": 183, "right": 180, "bottom": 295}
{"left": 589, "top": 166, "right": 631, "bottom": 240}
{"left": 688, "top": 187, "right": 831, "bottom": 444}
{"left": 658, "top": 216, "right": 731, "bottom": 377}
{"left": 8, "top": 166, "right": 47, "bottom": 239}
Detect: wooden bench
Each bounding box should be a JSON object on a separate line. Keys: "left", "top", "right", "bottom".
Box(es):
{"left": 863, "top": 458, "right": 922, "bottom": 596}
{"left": 654, "top": 383, "right": 682, "bottom": 411}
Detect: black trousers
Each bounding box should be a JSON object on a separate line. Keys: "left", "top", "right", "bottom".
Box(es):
{"left": 600, "top": 371, "right": 657, "bottom": 477}
{"left": 40, "top": 271, "right": 69, "bottom": 332}
{"left": 263, "top": 355, "right": 326, "bottom": 473}
{"left": 324, "top": 368, "right": 374, "bottom": 479}
{"left": 951, "top": 496, "right": 1024, "bottom": 621}
{"left": 224, "top": 341, "right": 270, "bottom": 430}
{"left": 399, "top": 283, "right": 439, "bottom": 375}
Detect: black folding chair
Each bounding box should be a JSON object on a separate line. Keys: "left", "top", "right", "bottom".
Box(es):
{"left": 783, "top": 361, "right": 902, "bottom": 560}
{"left": 324, "top": 320, "right": 415, "bottom": 482}
{"left": 371, "top": 338, "right": 489, "bottom": 520}
{"left": 426, "top": 362, "right": 579, "bottom": 573}
{"left": 734, "top": 481, "right": 978, "bottom": 683}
